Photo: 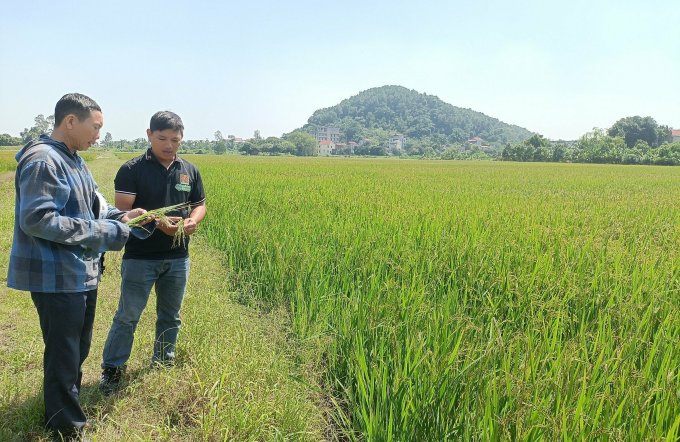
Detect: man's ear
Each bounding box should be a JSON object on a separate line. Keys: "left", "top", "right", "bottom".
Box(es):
{"left": 146, "top": 128, "right": 153, "bottom": 141}
{"left": 64, "top": 114, "right": 77, "bottom": 129}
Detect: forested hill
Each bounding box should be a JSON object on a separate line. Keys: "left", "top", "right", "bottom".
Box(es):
{"left": 302, "top": 85, "right": 533, "bottom": 145}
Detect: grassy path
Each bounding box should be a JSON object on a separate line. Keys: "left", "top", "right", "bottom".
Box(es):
{"left": 0, "top": 153, "right": 329, "bottom": 441}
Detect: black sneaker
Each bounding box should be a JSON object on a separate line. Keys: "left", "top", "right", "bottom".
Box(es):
{"left": 150, "top": 358, "right": 175, "bottom": 369}
{"left": 100, "top": 366, "right": 125, "bottom": 396}
{"left": 50, "top": 427, "right": 92, "bottom": 442}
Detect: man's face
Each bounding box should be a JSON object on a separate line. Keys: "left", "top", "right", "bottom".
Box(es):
{"left": 147, "top": 128, "right": 183, "bottom": 164}
{"left": 69, "top": 110, "right": 103, "bottom": 152}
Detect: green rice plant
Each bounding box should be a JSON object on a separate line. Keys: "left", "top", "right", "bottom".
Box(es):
{"left": 78, "top": 151, "right": 97, "bottom": 162}
{"left": 182, "top": 156, "right": 680, "bottom": 440}
{"left": 126, "top": 202, "right": 192, "bottom": 228}
{"left": 0, "top": 151, "right": 17, "bottom": 173}
{"left": 126, "top": 202, "right": 193, "bottom": 249}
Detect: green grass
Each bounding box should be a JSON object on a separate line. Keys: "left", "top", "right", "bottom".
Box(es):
{"left": 0, "top": 153, "right": 329, "bottom": 441}
{"left": 0, "top": 147, "right": 96, "bottom": 166}
{"left": 0, "top": 150, "right": 17, "bottom": 173}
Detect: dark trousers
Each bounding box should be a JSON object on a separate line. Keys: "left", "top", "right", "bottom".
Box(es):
{"left": 31, "top": 290, "right": 97, "bottom": 437}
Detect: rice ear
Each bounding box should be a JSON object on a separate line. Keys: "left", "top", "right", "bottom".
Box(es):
{"left": 125, "top": 202, "right": 193, "bottom": 248}
{"left": 171, "top": 218, "right": 187, "bottom": 249}
{"left": 127, "top": 202, "right": 193, "bottom": 227}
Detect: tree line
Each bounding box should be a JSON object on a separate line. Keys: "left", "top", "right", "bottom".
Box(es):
{"left": 0, "top": 117, "right": 321, "bottom": 157}
{"left": 501, "top": 116, "right": 680, "bottom": 165}
{"left": 98, "top": 130, "right": 320, "bottom": 157}
{"left": 2, "top": 113, "right": 678, "bottom": 165}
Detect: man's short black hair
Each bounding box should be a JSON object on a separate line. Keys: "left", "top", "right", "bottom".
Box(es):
{"left": 54, "top": 93, "right": 101, "bottom": 126}
{"left": 149, "top": 111, "right": 184, "bottom": 135}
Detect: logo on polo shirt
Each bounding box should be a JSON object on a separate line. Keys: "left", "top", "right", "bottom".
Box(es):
{"left": 175, "top": 173, "right": 191, "bottom": 192}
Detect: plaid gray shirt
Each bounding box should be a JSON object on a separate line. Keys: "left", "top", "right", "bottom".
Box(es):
{"left": 8, "top": 135, "right": 130, "bottom": 293}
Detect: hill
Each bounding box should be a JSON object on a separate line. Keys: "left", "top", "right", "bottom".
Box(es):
{"left": 301, "top": 85, "right": 534, "bottom": 150}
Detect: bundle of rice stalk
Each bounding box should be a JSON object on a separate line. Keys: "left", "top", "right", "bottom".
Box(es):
{"left": 126, "top": 202, "right": 192, "bottom": 248}
{"left": 171, "top": 218, "right": 187, "bottom": 249}
{"left": 126, "top": 202, "right": 191, "bottom": 227}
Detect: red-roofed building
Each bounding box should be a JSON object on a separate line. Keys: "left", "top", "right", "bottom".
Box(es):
{"left": 672, "top": 129, "right": 680, "bottom": 142}
{"left": 466, "top": 136, "right": 490, "bottom": 148}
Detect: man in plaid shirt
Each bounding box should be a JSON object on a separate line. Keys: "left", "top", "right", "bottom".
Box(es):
{"left": 7, "top": 93, "right": 146, "bottom": 441}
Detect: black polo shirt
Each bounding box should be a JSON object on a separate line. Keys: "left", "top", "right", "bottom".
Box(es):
{"left": 115, "top": 149, "right": 206, "bottom": 260}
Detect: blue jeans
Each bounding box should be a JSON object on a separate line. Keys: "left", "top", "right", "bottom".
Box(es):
{"left": 102, "top": 257, "right": 190, "bottom": 368}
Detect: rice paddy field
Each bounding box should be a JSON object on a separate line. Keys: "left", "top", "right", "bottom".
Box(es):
{"left": 0, "top": 151, "right": 17, "bottom": 173}
{"left": 193, "top": 157, "right": 680, "bottom": 441}
{"left": 1, "top": 153, "right": 679, "bottom": 440}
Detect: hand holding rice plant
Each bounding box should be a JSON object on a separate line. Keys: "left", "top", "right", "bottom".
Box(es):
{"left": 125, "top": 202, "right": 191, "bottom": 227}
{"left": 122, "top": 207, "right": 147, "bottom": 223}
{"left": 126, "top": 202, "right": 193, "bottom": 248}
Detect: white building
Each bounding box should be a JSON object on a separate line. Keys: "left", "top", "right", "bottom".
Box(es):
{"left": 318, "top": 140, "right": 335, "bottom": 156}
{"left": 388, "top": 134, "right": 405, "bottom": 150}
{"left": 314, "top": 127, "right": 341, "bottom": 143}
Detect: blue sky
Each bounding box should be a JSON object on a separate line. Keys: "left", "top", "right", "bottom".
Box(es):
{"left": 1, "top": 0, "right": 678, "bottom": 141}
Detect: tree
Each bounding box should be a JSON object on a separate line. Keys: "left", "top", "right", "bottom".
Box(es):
{"left": 608, "top": 116, "right": 660, "bottom": 148}
{"left": 285, "top": 130, "right": 318, "bottom": 156}
{"left": 20, "top": 114, "right": 54, "bottom": 143}
{"left": 213, "top": 131, "right": 227, "bottom": 154}
{"left": 655, "top": 142, "right": 680, "bottom": 165}
{"left": 575, "top": 129, "right": 626, "bottom": 163}
{"left": 344, "top": 120, "right": 362, "bottom": 142}
{"left": 500, "top": 133, "right": 552, "bottom": 162}
{"left": 369, "top": 145, "right": 388, "bottom": 156}
{"left": 238, "top": 141, "right": 260, "bottom": 155}
{"left": 657, "top": 125, "right": 673, "bottom": 145}
{"left": 103, "top": 132, "right": 113, "bottom": 147}
{"left": 275, "top": 140, "right": 296, "bottom": 155}
{"left": 354, "top": 141, "right": 371, "bottom": 156}
{"left": 389, "top": 144, "right": 404, "bottom": 156}
{"left": 133, "top": 138, "right": 147, "bottom": 150}
{"left": 0, "top": 133, "right": 22, "bottom": 146}
{"left": 552, "top": 144, "right": 567, "bottom": 162}
{"left": 253, "top": 129, "right": 262, "bottom": 141}
{"left": 213, "top": 141, "right": 227, "bottom": 154}
{"left": 225, "top": 135, "right": 236, "bottom": 151}
{"left": 525, "top": 134, "right": 550, "bottom": 148}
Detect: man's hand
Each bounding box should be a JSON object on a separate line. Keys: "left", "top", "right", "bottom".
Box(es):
{"left": 122, "top": 208, "right": 147, "bottom": 223}
{"left": 156, "top": 216, "right": 182, "bottom": 236}
{"left": 184, "top": 217, "right": 198, "bottom": 235}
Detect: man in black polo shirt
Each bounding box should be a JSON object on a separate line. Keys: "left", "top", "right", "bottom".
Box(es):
{"left": 100, "top": 111, "right": 206, "bottom": 395}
